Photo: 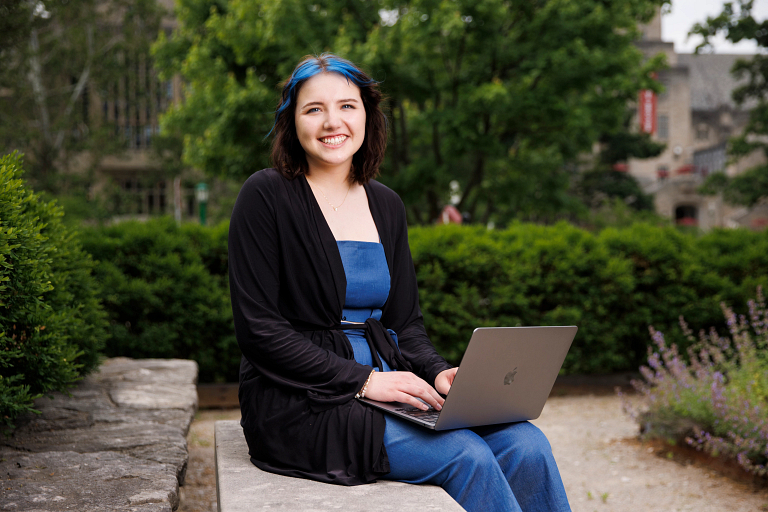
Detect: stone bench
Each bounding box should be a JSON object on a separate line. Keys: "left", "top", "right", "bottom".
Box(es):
{"left": 215, "top": 420, "right": 464, "bottom": 511}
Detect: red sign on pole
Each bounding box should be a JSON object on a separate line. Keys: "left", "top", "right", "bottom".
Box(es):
{"left": 639, "top": 89, "right": 657, "bottom": 134}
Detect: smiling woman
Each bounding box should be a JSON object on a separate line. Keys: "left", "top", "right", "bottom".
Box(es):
{"left": 228, "top": 53, "right": 571, "bottom": 512}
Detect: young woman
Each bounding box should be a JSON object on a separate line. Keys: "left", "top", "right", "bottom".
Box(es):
{"left": 228, "top": 53, "right": 571, "bottom": 512}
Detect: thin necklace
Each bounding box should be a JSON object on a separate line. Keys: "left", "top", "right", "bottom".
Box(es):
{"left": 307, "top": 176, "right": 351, "bottom": 212}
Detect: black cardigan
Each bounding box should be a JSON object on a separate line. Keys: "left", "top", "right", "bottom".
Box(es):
{"left": 228, "top": 168, "right": 452, "bottom": 485}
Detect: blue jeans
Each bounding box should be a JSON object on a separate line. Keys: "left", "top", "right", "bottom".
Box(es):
{"left": 381, "top": 416, "right": 571, "bottom": 512}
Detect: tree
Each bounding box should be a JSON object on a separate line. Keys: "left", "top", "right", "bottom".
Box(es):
{"left": 0, "top": 0, "right": 163, "bottom": 190}
{"left": 693, "top": 0, "right": 768, "bottom": 207}
{"left": 154, "top": 0, "right": 665, "bottom": 224}
{"left": 0, "top": 0, "right": 34, "bottom": 52}
{"left": 574, "top": 109, "right": 663, "bottom": 212}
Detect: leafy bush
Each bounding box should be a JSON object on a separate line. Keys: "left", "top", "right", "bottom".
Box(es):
{"left": 624, "top": 289, "right": 768, "bottom": 476}
{"left": 77, "top": 219, "right": 768, "bottom": 382}
{"left": 0, "top": 153, "right": 107, "bottom": 427}
{"left": 696, "top": 227, "right": 768, "bottom": 305}
{"left": 79, "top": 218, "right": 237, "bottom": 382}
{"left": 409, "top": 223, "right": 765, "bottom": 372}
{"left": 411, "top": 223, "right": 637, "bottom": 371}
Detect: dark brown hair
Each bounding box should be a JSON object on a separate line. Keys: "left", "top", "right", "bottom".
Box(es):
{"left": 269, "top": 53, "right": 387, "bottom": 184}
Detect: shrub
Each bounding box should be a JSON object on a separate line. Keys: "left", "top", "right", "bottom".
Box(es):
{"left": 410, "top": 223, "right": 638, "bottom": 371}
{"left": 409, "top": 223, "right": 760, "bottom": 372}
{"left": 696, "top": 228, "right": 768, "bottom": 306}
{"left": 595, "top": 224, "right": 732, "bottom": 368}
{"left": 0, "top": 153, "right": 107, "bottom": 427}
{"left": 78, "top": 219, "right": 768, "bottom": 381}
{"left": 624, "top": 289, "right": 768, "bottom": 476}
{"left": 79, "top": 218, "right": 237, "bottom": 382}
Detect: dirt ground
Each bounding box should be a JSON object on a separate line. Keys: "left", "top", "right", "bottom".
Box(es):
{"left": 178, "top": 408, "right": 240, "bottom": 512}
{"left": 179, "top": 394, "right": 768, "bottom": 512}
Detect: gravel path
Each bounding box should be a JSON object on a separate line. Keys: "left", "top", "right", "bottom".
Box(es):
{"left": 179, "top": 395, "right": 768, "bottom": 512}
{"left": 532, "top": 395, "right": 768, "bottom": 512}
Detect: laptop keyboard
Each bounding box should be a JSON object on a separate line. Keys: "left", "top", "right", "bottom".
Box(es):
{"left": 394, "top": 406, "right": 441, "bottom": 425}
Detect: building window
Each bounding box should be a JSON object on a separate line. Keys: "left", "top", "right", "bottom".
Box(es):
{"left": 115, "top": 178, "right": 170, "bottom": 216}
{"left": 696, "top": 123, "right": 709, "bottom": 141}
{"left": 99, "top": 54, "right": 170, "bottom": 150}
{"left": 694, "top": 142, "right": 727, "bottom": 175}
{"left": 657, "top": 115, "right": 669, "bottom": 140}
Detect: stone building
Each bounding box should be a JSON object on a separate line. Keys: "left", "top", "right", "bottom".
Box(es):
{"left": 83, "top": 0, "right": 212, "bottom": 222}
{"left": 630, "top": 13, "right": 766, "bottom": 230}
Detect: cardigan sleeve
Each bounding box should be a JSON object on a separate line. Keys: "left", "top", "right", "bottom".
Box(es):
{"left": 229, "top": 172, "right": 371, "bottom": 397}
{"left": 382, "top": 194, "right": 453, "bottom": 387}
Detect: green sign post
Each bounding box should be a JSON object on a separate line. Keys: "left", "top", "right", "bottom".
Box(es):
{"left": 196, "top": 182, "right": 209, "bottom": 226}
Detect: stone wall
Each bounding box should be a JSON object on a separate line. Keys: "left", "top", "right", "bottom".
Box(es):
{"left": 1, "top": 358, "right": 198, "bottom": 512}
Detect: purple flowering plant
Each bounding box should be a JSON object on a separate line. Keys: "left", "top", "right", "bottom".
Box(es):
{"left": 623, "top": 287, "right": 768, "bottom": 476}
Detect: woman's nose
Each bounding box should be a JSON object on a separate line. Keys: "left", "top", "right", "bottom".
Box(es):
{"left": 323, "top": 111, "right": 342, "bottom": 130}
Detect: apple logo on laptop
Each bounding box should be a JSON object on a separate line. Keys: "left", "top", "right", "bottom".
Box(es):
{"left": 504, "top": 368, "right": 518, "bottom": 385}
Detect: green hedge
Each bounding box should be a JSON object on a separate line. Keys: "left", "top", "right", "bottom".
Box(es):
{"left": 410, "top": 223, "right": 765, "bottom": 373}
{"left": 81, "top": 218, "right": 768, "bottom": 381}
{"left": 0, "top": 154, "right": 107, "bottom": 427}
{"left": 79, "top": 218, "right": 237, "bottom": 383}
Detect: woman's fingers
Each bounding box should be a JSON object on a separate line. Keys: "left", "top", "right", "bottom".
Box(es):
{"left": 434, "top": 367, "right": 458, "bottom": 395}
{"left": 396, "top": 392, "right": 434, "bottom": 411}
{"left": 364, "top": 371, "right": 445, "bottom": 410}
{"left": 407, "top": 381, "right": 443, "bottom": 411}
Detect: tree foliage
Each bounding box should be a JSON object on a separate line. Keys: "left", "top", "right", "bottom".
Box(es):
{"left": 0, "top": 0, "right": 34, "bottom": 52}
{"left": 0, "top": 0, "right": 163, "bottom": 189}
{"left": 693, "top": 0, "right": 768, "bottom": 207}
{"left": 153, "top": 0, "right": 665, "bottom": 224}
{"left": 575, "top": 169, "right": 655, "bottom": 211}
{"left": 573, "top": 108, "right": 663, "bottom": 213}
{"left": 597, "top": 110, "right": 666, "bottom": 166}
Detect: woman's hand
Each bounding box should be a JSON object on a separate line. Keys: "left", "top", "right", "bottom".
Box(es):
{"left": 434, "top": 367, "right": 458, "bottom": 396}
{"left": 364, "top": 371, "right": 445, "bottom": 411}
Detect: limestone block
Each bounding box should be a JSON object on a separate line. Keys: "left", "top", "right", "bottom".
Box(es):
{"left": 0, "top": 450, "right": 178, "bottom": 512}
{"left": 91, "top": 407, "right": 194, "bottom": 435}
{"left": 6, "top": 422, "right": 189, "bottom": 483}
{"left": 1, "top": 357, "right": 200, "bottom": 511}
{"left": 92, "top": 358, "right": 198, "bottom": 386}
{"left": 109, "top": 382, "right": 197, "bottom": 413}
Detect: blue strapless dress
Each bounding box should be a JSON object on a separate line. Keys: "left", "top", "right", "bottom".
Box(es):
{"left": 337, "top": 240, "right": 398, "bottom": 371}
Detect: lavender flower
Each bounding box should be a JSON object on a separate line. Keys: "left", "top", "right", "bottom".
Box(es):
{"left": 625, "top": 289, "right": 768, "bottom": 476}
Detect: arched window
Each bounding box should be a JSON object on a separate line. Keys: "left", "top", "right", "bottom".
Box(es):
{"left": 675, "top": 205, "right": 698, "bottom": 226}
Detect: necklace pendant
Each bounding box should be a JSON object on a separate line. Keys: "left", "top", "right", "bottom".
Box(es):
{"left": 333, "top": 206, "right": 338, "bottom": 211}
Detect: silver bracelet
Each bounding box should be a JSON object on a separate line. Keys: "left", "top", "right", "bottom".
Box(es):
{"left": 355, "top": 369, "right": 375, "bottom": 399}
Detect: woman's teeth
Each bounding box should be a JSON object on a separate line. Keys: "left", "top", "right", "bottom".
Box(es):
{"left": 320, "top": 135, "right": 347, "bottom": 145}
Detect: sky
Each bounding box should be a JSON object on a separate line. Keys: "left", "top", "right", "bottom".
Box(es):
{"left": 662, "top": 0, "right": 768, "bottom": 54}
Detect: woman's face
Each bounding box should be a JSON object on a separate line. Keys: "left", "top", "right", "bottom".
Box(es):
{"left": 294, "top": 72, "right": 366, "bottom": 175}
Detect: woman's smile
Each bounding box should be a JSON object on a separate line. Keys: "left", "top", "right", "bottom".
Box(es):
{"left": 319, "top": 134, "right": 349, "bottom": 146}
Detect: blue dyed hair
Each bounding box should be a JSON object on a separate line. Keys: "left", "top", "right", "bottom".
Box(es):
{"left": 269, "top": 54, "right": 388, "bottom": 184}
{"left": 270, "top": 53, "right": 376, "bottom": 134}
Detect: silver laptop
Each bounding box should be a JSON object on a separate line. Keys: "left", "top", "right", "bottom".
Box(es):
{"left": 358, "top": 326, "right": 577, "bottom": 430}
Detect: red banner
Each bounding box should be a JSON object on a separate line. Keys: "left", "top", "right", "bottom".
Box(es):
{"left": 639, "top": 89, "right": 657, "bottom": 134}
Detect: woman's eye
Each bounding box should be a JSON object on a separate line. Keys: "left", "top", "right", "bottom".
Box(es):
{"left": 307, "top": 107, "right": 320, "bottom": 113}
{"left": 342, "top": 104, "right": 355, "bottom": 109}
